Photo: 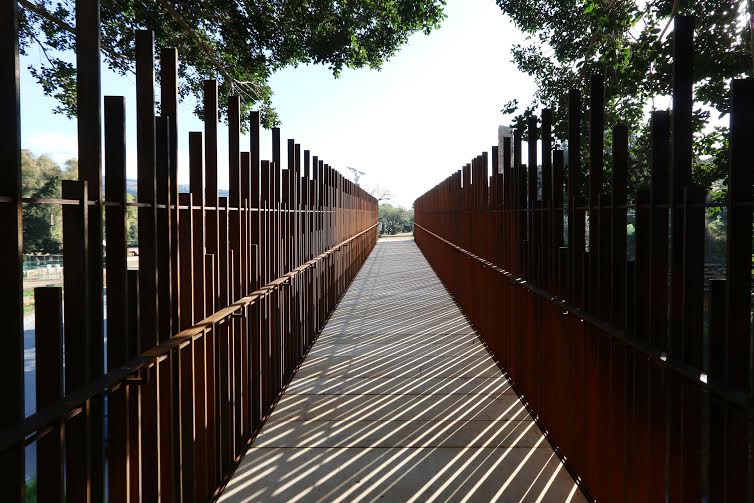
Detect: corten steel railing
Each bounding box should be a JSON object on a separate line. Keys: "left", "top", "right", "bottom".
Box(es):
{"left": 0, "top": 1, "right": 378, "bottom": 501}
{"left": 415, "top": 16, "right": 752, "bottom": 503}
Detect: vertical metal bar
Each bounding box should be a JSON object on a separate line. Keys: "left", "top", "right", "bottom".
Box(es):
{"left": 35, "top": 288, "right": 64, "bottom": 502}
{"left": 226, "top": 97, "right": 240, "bottom": 472}
{"left": 203, "top": 254, "right": 216, "bottom": 489}
{"left": 136, "top": 29, "right": 158, "bottom": 351}
{"left": 179, "top": 193, "right": 194, "bottom": 331}
{"left": 159, "top": 47, "right": 180, "bottom": 335}
{"left": 527, "top": 116, "right": 537, "bottom": 280}
{"left": 249, "top": 112, "right": 261, "bottom": 432}
{"left": 155, "top": 118, "right": 172, "bottom": 499}
{"left": 105, "top": 95, "right": 129, "bottom": 503}
{"left": 611, "top": 124, "right": 628, "bottom": 328}
{"left": 240, "top": 152, "right": 251, "bottom": 441}
{"left": 649, "top": 110, "right": 670, "bottom": 351}
{"left": 726, "top": 77, "right": 754, "bottom": 393}
{"left": 190, "top": 132, "right": 205, "bottom": 324}
{"left": 0, "top": 0, "right": 24, "bottom": 496}
{"left": 126, "top": 270, "right": 140, "bottom": 499}
{"left": 156, "top": 115, "right": 172, "bottom": 341}
{"left": 553, "top": 149, "right": 564, "bottom": 295}
{"left": 669, "top": 16, "right": 694, "bottom": 355}
{"left": 205, "top": 80, "right": 219, "bottom": 307}
{"left": 158, "top": 356, "right": 174, "bottom": 501}
{"left": 724, "top": 78, "right": 754, "bottom": 501}
{"left": 194, "top": 329, "right": 208, "bottom": 503}
{"left": 680, "top": 184, "right": 705, "bottom": 499}
{"left": 141, "top": 363, "right": 158, "bottom": 501}
{"left": 681, "top": 184, "right": 705, "bottom": 366}
{"left": 568, "top": 89, "right": 583, "bottom": 304}
{"left": 74, "top": 4, "right": 106, "bottom": 496}
{"left": 105, "top": 95, "right": 128, "bottom": 368}
{"left": 634, "top": 188, "right": 650, "bottom": 342}
{"left": 541, "top": 109, "right": 552, "bottom": 286}
{"left": 203, "top": 80, "right": 219, "bottom": 489}
{"left": 648, "top": 111, "right": 671, "bottom": 500}
{"left": 179, "top": 342, "right": 195, "bottom": 502}
{"left": 708, "top": 279, "right": 726, "bottom": 501}
{"left": 216, "top": 197, "right": 229, "bottom": 482}
{"left": 588, "top": 74, "right": 604, "bottom": 314}
{"left": 709, "top": 279, "right": 727, "bottom": 382}
{"left": 62, "top": 179, "right": 90, "bottom": 502}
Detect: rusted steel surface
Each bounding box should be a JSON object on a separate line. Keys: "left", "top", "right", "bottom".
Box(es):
{"left": 415, "top": 16, "right": 753, "bottom": 502}
{"left": 0, "top": 3, "right": 378, "bottom": 500}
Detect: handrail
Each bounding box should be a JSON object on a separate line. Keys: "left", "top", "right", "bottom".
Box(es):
{"left": 0, "top": 223, "right": 378, "bottom": 452}
{"left": 415, "top": 222, "right": 751, "bottom": 409}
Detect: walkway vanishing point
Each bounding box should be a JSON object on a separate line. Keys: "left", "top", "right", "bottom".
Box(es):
{"left": 219, "top": 239, "right": 586, "bottom": 502}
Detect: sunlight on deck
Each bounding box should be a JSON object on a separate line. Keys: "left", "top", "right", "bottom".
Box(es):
{"left": 219, "top": 239, "right": 586, "bottom": 502}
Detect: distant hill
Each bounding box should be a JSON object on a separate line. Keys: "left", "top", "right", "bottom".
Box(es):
{"left": 126, "top": 179, "right": 229, "bottom": 198}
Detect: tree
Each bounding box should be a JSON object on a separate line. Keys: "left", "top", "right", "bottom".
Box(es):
{"left": 378, "top": 203, "right": 414, "bottom": 235}
{"left": 19, "top": 0, "right": 446, "bottom": 128}
{"left": 365, "top": 184, "right": 393, "bottom": 202}
{"left": 21, "top": 150, "right": 77, "bottom": 252}
{"left": 126, "top": 193, "right": 138, "bottom": 247}
{"left": 496, "top": 0, "right": 752, "bottom": 196}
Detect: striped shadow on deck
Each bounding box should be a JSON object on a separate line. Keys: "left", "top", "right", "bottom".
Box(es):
{"left": 219, "top": 239, "right": 586, "bottom": 503}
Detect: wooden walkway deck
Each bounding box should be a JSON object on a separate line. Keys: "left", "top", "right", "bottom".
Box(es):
{"left": 219, "top": 239, "right": 586, "bottom": 502}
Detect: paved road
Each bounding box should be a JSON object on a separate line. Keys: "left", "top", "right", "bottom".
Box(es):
{"left": 219, "top": 239, "right": 586, "bottom": 502}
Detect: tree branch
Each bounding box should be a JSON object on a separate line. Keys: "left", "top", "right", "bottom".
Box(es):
{"left": 19, "top": 0, "right": 123, "bottom": 62}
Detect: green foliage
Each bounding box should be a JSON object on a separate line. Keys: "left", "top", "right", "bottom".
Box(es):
{"left": 22, "top": 150, "right": 77, "bottom": 252}
{"left": 19, "top": 0, "right": 446, "bottom": 129}
{"left": 705, "top": 207, "right": 727, "bottom": 264}
{"left": 378, "top": 203, "right": 414, "bottom": 235}
{"left": 126, "top": 193, "right": 138, "bottom": 247}
{"left": 25, "top": 477, "right": 37, "bottom": 503}
{"left": 496, "top": 0, "right": 752, "bottom": 193}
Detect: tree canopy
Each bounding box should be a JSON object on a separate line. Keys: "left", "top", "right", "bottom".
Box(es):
{"left": 378, "top": 204, "right": 414, "bottom": 235}
{"left": 496, "top": 0, "right": 753, "bottom": 196}
{"left": 19, "top": 0, "right": 446, "bottom": 128}
{"left": 21, "top": 150, "right": 139, "bottom": 252}
{"left": 21, "top": 150, "right": 77, "bottom": 252}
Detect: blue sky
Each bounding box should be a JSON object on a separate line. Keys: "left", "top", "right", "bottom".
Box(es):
{"left": 20, "top": 0, "right": 535, "bottom": 208}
